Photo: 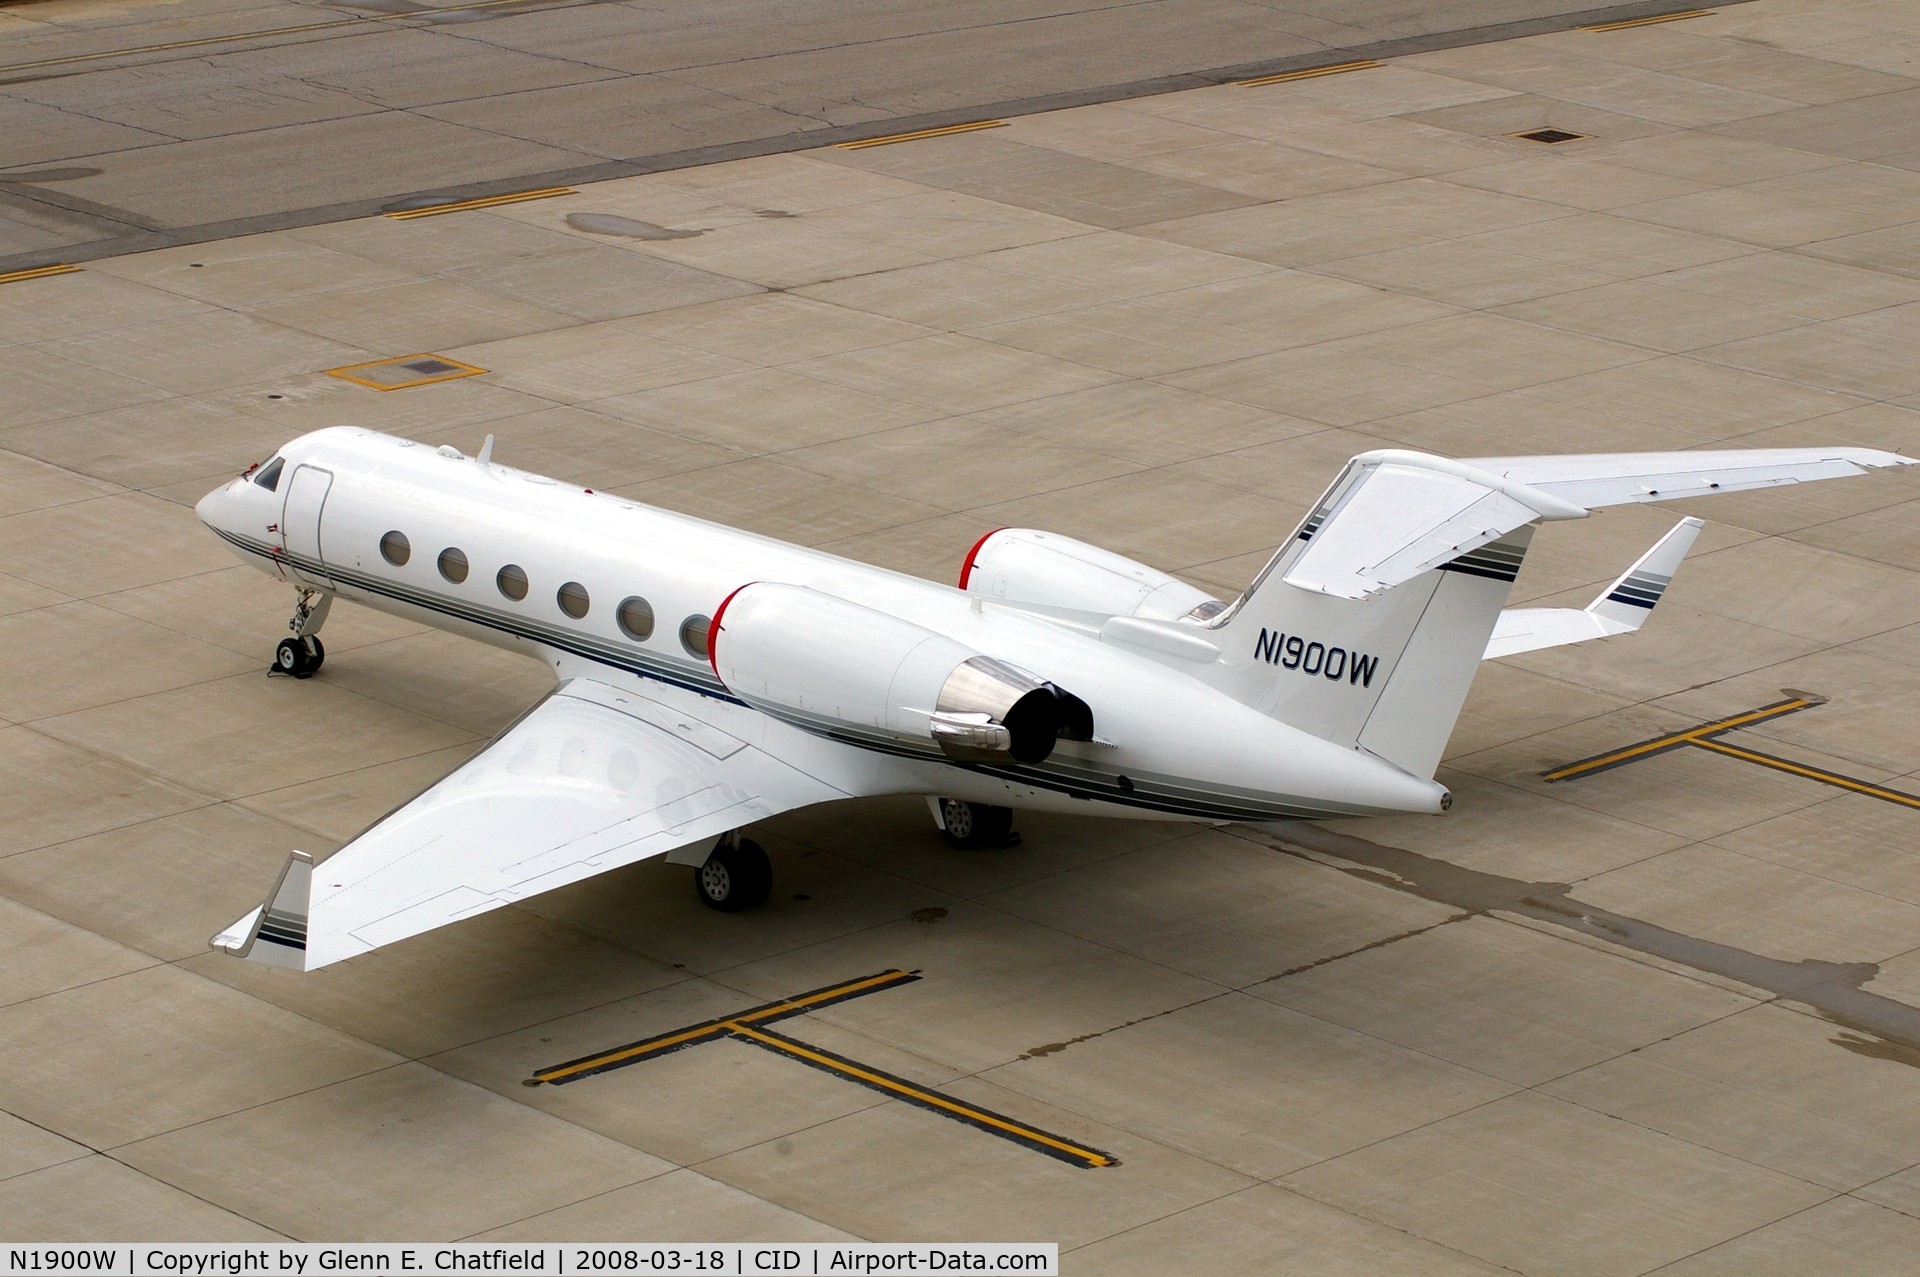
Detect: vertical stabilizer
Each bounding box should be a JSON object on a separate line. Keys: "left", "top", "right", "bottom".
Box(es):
{"left": 1197, "top": 455, "right": 1538, "bottom": 779}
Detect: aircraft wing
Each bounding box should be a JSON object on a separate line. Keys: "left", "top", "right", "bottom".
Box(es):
{"left": 212, "top": 678, "right": 847, "bottom": 970}
{"left": 1461, "top": 447, "right": 1913, "bottom": 508}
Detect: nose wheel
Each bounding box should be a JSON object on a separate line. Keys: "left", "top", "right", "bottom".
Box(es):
{"left": 272, "top": 588, "right": 331, "bottom": 678}
{"left": 695, "top": 834, "right": 772, "bottom": 912}
{"left": 274, "top": 635, "right": 325, "bottom": 678}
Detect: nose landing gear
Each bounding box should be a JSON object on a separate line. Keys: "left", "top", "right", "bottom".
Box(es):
{"left": 271, "top": 588, "right": 331, "bottom": 679}
{"left": 274, "top": 636, "right": 326, "bottom": 678}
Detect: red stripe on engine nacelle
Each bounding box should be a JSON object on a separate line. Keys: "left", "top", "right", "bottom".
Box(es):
{"left": 958, "top": 527, "right": 1008, "bottom": 590}
{"left": 708, "top": 582, "right": 754, "bottom": 680}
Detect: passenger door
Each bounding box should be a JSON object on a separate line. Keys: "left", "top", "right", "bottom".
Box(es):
{"left": 280, "top": 464, "right": 336, "bottom": 588}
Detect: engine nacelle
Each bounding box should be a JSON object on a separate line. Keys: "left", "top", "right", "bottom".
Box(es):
{"left": 960, "top": 528, "right": 1224, "bottom": 621}
{"left": 710, "top": 582, "right": 1085, "bottom": 765}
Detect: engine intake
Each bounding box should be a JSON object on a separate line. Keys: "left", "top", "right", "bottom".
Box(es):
{"left": 709, "top": 582, "right": 1085, "bottom": 766}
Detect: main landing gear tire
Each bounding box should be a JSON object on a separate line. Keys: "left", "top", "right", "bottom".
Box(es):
{"left": 273, "top": 635, "right": 325, "bottom": 678}
{"left": 939, "top": 799, "right": 1017, "bottom": 850}
{"left": 695, "top": 837, "right": 772, "bottom": 912}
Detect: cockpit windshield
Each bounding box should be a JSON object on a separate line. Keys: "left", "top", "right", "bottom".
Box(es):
{"left": 254, "top": 456, "right": 286, "bottom": 491}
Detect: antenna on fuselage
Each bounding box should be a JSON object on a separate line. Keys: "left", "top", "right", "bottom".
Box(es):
{"left": 477, "top": 434, "right": 495, "bottom": 466}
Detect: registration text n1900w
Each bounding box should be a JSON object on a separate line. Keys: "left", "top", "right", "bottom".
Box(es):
{"left": 1254, "top": 628, "right": 1379, "bottom": 687}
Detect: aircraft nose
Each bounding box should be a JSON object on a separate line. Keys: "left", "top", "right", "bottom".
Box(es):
{"left": 195, "top": 479, "right": 237, "bottom": 531}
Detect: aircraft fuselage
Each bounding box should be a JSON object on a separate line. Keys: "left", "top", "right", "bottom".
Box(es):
{"left": 196, "top": 427, "right": 1446, "bottom": 825}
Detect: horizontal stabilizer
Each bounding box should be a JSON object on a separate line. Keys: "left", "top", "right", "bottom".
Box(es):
{"left": 1281, "top": 451, "right": 1587, "bottom": 600}
{"left": 1462, "top": 448, "right": 1913, "bottom": 508}
{"left": 1484, "top": 517, "right": 1702, "bottom": 660}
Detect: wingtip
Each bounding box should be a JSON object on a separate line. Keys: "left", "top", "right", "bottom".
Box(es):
{"left": 211, "top": 851, "right": 314, "bottom": 970}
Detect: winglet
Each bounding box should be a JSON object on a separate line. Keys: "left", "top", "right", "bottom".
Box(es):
{"left": 210, "top": 851, "right": 313, "bottom": 970}
{"left": 1587, "top": 516, "right": 1703, "bottom": 625}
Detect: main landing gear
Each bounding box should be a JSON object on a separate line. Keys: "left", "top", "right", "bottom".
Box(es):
{"left": 271, "top": 588, "right": 331, "bottom": 679}
{"left": 935, "top": 798, "right": 1020, "bottom": 850}
{"left": 695, "top": 832, "right": 772, "bottom": 912}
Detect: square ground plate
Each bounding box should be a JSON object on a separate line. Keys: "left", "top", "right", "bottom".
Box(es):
{"left": 327, "top": 354, "right": 488, "bottom": 390}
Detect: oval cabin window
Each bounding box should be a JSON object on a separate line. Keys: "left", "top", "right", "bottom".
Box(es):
{"left": 680, "top": 614, "right": 711, "bottom": 658}
{"left": 380, "top": 530, "right": 410, "bottom": 566}
{"left": 617, "top": 596, "right": 655, "bottom": 641}
{"left": 557, "top": 581, "right": 590, "bottom": 619}
{"left": 438, "top": 547, "right": 469, "bottom": 584}
{"left": 496, "top": 564, "right": 529, "bottom": 601}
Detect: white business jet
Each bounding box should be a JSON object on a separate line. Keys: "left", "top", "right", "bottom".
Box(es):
{"left": 196, "top": 428, "right": 1910, "bottom": 970}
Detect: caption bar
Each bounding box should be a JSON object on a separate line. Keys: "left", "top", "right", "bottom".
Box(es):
{"left": 1, "top": 1247, "right": 1058, "bottom": 1277}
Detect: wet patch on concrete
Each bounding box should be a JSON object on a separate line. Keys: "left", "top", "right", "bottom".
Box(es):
{"left": 908, "top": 906, "right": 947, "bottom": 924}
{"left": 1244, "top": 820, "right": 1920, "bottom": 1064}
{"left": 565, "top": 212, "right": 705, "bottom": 240}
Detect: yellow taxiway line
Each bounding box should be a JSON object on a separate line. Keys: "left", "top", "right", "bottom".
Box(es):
{"left": 1584, "top": 9, "right": 1711, "bottom": 33}
{"left": 728, "top": 1022, "right": 1117, "bottom": 1169}
{"left": 529, "top": 969, "right": 920, "bottom": 1085}
{"left": 1691, "top": 738, "right": 1920, "bottom": 811}
{"left": 1236, "top": 60, "right": 1382, "bottom": 88}
{"left": 0, "top": 263, "right": 80, "bottom": 284}
{"left": 527, "top": 967, "right": 1117, "bottom": 1167}
{"left": 382, "top": 187, "right": 574, "bottom": 219}
{"left": 1543, "top": 694, "right": 1920, "bottom": 813}
{"left": 1541, "top": 697, "right": 1816, "bottom": 782}
{"left": 837, "top": 120, "right": 1006, "bottom": 149}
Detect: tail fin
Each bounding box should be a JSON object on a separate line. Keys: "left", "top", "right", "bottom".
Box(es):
{"left": 1196, "top": 453, "right": 1556, "bottom": 780}
{"left": 1191, "top": 444, "right": 1911, "bottom": 782}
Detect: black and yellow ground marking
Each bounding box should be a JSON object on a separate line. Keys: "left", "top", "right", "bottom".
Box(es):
{"left": 1236, "top": 60, "right": 1381, "bottom": 88}
{"left": 837, "top": 120, "right": 1006, "bottom": 150}
{"left": 326, "top": 353, "right": 488, "bottom": 390}
{"left": 528, "top": 968, "right": 1118, "bottom": 1169}
{"left": 1544, "top": 694, "right": 1920, "bottom": 811}
{"left": 1584, "top": 9, "right": 1711, "bottom": 32}
{"left": 382, "top": 187, "right": 574, "bottom": 220}
{"left": 0, "top": 0, "right": 553, "bottom": 75}
{"left": 0, "top": 263, "right": 79, "bottom": 285}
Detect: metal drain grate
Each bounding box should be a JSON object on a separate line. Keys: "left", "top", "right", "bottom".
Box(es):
{"left": 1514, "top": 128, "right": 1585, "bottom": 144}
{"left": 327, "top": 353, "right": 487, "bottom": 391}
